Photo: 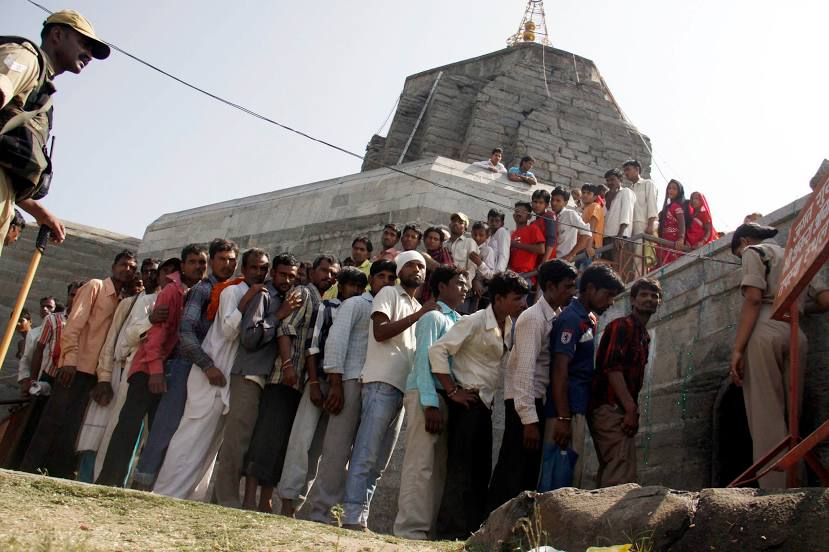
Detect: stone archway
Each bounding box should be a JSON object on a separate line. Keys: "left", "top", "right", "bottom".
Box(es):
{"left": 711, "top": 378, "right": 755, "bottom": 487}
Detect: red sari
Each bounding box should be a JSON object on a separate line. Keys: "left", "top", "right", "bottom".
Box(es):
{"left": 658, "top": 202, "right": 685, "bottom": 265}
{"left": 686, "top": 194, "right": 717, "bottom": 248}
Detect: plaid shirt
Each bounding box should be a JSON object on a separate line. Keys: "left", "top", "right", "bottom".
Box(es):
{"left": 37, "top": 312, "right": 66, "bottom": 377}
{"left": 178, "top": 274, "right": 219, "bottom": 370}
{"left": 271, "top": 284, "right": 322, "bottom": 388}
{"left": 590, "top": 314, "right": 650, "bottom": 411}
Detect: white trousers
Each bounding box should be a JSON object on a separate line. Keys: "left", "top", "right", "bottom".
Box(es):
{"left": 153, "top": 392, "right": 225, "bottom": 500}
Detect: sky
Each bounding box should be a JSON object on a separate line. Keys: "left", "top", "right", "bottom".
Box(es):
{"left": 5, "top": 0, "right": 828, "bottom": 239}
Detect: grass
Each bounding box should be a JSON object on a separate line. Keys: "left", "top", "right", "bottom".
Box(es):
{"left": 0, "top": 469, "right": 464, "bottom": 551}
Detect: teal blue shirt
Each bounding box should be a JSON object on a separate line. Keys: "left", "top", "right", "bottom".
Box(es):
{"left": 405, "top": 301, "right": 461, "bottom": 408}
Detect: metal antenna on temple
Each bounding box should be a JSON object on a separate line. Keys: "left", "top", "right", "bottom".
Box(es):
{"left": 507, "top": 0, "right": 552, "bottom": 47}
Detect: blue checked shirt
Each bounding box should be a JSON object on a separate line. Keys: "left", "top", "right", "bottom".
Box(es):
{"left": 178, "top": 274, "right": 219, "bottom": 370}
{"left": 322, "top": 292, "right": 373, "bottom": 381}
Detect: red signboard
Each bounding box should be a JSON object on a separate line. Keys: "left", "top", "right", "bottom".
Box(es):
{"left": 772, "top": 166, "right": 829, "bottom": 320}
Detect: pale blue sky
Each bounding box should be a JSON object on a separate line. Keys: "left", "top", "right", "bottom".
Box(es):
{"left": 5, "top": 0, "right": 828, "bottom": 238}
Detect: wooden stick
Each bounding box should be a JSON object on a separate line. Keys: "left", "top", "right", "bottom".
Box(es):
{"left": 0, "top": 226, "right": 50, "bottom": 368}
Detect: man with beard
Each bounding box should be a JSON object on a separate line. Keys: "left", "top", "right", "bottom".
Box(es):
{"left": 20, "top": 250, "right": 137, "bottom": 478}
{"left": 153, "top": 249, "right": 269, "bottom": 499}
{"left": 341, "top": 251, "right": 436, "bottom": 530}
{"left": 244, "top": 255, "right": 339, "bottom": 512}
{"left": 214, "top": 253, "right": 301, "bottom": 509}
{"left": 96, "top": 246, "right": 210, "bottom": 487}
{"left": 131, "top": 238, "right": 236, "bottom": 490}
{"left": 589, "top": 278, "right": 660, "bottom": 487}
{"left": 541, "top": 264, "right": 624, "bottom": 491}
{"left": 303, "top": 260, "right": 397, "bottom": 524}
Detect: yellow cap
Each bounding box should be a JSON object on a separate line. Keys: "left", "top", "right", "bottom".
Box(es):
{"left": 44, "top": 9, "right": 110, "bottom": 60}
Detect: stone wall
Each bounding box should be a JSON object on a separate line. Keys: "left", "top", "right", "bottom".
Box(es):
{"left": 138, "top": 157, "right": 553, "bottom": 262}
{"left": 362, "top": 43, "right": 652, "bottom": 190}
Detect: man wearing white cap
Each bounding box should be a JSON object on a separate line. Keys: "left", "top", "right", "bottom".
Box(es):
{"left": 341, "top": 250, "right": 437, "bottom": 531}
{"left": 0, "top": 10, "right": 110, "bottom": 255}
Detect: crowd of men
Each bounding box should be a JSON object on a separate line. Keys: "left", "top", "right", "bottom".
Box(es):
{"left": 9, "top": 162, "right": 666, "bottom": 539}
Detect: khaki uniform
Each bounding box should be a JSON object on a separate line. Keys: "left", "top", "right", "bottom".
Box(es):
{"left": 738, "top": 243, "right": 827, "bottom": 488}
{"left": 0, "top": 41, "right": 53, "bottom": 255}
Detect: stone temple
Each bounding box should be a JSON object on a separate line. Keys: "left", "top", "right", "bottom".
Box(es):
{"left": 138, "top": 43, "right": 652, "bottom": 261}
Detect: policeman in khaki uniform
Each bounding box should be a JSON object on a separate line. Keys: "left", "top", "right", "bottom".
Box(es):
{"left": 0, "top": 10, "right": 109, "bottom": 256}
{"left": 730, "top": 223, "right": 829, "bottom": 488}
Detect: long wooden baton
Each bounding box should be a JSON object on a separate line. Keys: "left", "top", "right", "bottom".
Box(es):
{"left": 0, "top": 225, "right": 51, "bottom": 368}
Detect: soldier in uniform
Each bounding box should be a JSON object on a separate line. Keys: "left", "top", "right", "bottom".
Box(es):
{"left": 730, "top": 223, "right": 829, "bottom": 488}
{"left": 0, "top": 9, "right": 110, "bottom": 256}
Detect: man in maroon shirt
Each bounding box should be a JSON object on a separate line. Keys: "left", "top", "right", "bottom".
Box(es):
{"left": 589, "top": 277, "right": 661, "bottom": 487}
{"left": 96, "top": 245, "right": 209, "bottom": 486}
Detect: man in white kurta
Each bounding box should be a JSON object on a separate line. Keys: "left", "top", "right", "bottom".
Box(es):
{"left": 153, "top": 250, "right": 267, "bottom": 499}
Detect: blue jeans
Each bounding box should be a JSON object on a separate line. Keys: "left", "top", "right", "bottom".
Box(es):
{"left": 133, "top": 357, "right": 190, "bottom": 486}
{"left": 343, "top": 382, "right": 404, "bottom": 526}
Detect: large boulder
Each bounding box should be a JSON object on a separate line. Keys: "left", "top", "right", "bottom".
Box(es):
{"left": 672, "top": 487, "right": 829, "bottom": 552}
{"left": 469, "top": 485, "right": 694, "bottom": 551}
{"left": 468, "top": 485, "right": 829, "bottom": 552}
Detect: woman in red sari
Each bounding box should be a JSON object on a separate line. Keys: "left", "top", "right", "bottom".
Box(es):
{"left": 657, "top": 179, "right": 689, "bottom": 266}
{"left": 686, "top": 191, "right": 717, "bottom": 249}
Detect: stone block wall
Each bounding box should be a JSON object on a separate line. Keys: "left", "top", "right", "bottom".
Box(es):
{"left": 363, "top": 43, "right": 652, "bottom": 190}
{"left": 138, "top": 157, "right": 552, "bottom": 263}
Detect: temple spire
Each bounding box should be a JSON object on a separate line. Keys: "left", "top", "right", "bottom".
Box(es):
{"left": 507, "top": 0, "right": 551, "bottom": 47}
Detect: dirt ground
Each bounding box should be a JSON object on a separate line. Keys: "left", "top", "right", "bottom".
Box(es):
{"left": 0, "top": 469, "right": 465, "bottom": 551}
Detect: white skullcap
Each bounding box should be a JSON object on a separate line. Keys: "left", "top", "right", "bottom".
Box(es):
{"left": 395, "top": 250, "right": 426, "bottom": 275}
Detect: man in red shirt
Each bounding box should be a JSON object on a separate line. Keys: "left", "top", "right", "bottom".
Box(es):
{"left": 95, "top": 245, "right": 209, "bottom": 486}
{"left": 509, "top": 201, "right": 545, "bottom": 286}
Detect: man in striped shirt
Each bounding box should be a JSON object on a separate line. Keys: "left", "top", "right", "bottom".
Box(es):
{"left": 244, "top": 254, "right": 339, "bottom": 513}
{"left": 304, "top": 260, "right": 397, "bottom": 524}
{"left": 488, "top": 260, "right": 577, "bottom": 511}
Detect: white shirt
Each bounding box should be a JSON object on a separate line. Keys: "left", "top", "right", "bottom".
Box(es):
{"left": 488, "top": 226, "right": 511, "bottom": 272}
{"left": 116, "top": 291, "right": 156, "bottom": 363}
{"left": 472, "top": 159, "right": 507, "bottom": 173}
{"left": 476, "top": 242, "right": 497, "bottom": 279}
{"left": 605, "top": 187, "right": 636, "bottom": 238}
{"left": 448, "top": 234, "right": 480, "bottom": 283}
{"left": 429, "top": 305, "right": 513, "bottom": 409}
{"left": 361, "top": 284, "right": 421, "bottom": 392}
{"left": 630, "top": 177, "right": 658, "bottom": 224}
{"left": 17, "top": 325, "right": 43, "bottom": 382}
{"left": 504, "top": 299, "right": 558, "bottom": 425}
{"left": 184, "top": 282, "right": 247, "bottom": 416}
{"left": 554, "top": 208, "right": 591, "bottom": 258}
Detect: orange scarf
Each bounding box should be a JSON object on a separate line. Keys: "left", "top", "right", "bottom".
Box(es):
{"left": 206, "top": 277, "right": 245, "bottom": 321}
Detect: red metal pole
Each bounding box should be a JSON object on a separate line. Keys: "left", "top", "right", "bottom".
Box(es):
{"left": 787, "top": 303, "right": 799, "bottom": 487}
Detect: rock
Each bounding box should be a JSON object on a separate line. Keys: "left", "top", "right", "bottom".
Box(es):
{"left": 469, "top": 485, "right": 829, "bottom": 552}
{"left": 673, "top": 487, "right": 829, "bottom": 552}
{"left": 468, "top": 484, "right": 695, "bottom": 552}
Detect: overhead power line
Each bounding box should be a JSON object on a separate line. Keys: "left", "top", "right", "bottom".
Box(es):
{"left": 21, "top": 0, "right": 740, "bottom": 268}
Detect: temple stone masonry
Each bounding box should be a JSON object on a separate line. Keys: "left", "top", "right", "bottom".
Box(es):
{"left": 362, "top": 42, "right": 652, "bottom": 190}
